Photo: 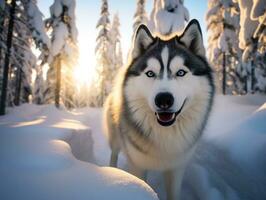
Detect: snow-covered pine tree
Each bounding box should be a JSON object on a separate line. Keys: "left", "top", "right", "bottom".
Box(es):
{"left": 61, "top": 42, "right": 78, "bottom": 109}
{"left": 221, "top": 1, "right": 242, "bottom": 95}
{"left": 4, "top": 0, "right": 50, "bottom": 106}
{"left": 207, "top": 0, "right": 265, "bottom": 94}
{"left": 236, "top": 0, "right": 266, "bottom": 93}
{"left": 251, "top": 0, "right": 266, "bottom": 55}
{"left": 0, "top": 0, "right": 8, "bottom": 101}
{"left": 148, "top": 0, "right": 189, "bottom": 35}
{"left": 1, "top": 0, "right": 50, "bottom": 108}
{"left": 0, "top": 0, "right": 16, "bottom": 114}
{"left": 33, "top": 65, "right": 44, "bottom": 104}
{"left": 110, "top": 13, "right": 123, "bottom": 77}
{"left": 250, "top": 0, "right": 266, "bottom": 93}
{"left": 206, "top": 0, "right": 245, "bottom": 95}
{"left": 95, "top": 12, "right": 123, "bottom": 107}
{"left": 133, "top": 0, "right": 148, "bottom": 32}
{"left": 10, "top": 0, "right": 49, "bottom": 106}
{"left": 23, "top": 0, "right": 51, "bottom": 105}
{"left": 206, "top": 0, "right": 224, "bottom": 92}
{"left": 94, "top": 0, "right": 111, "bottom": 107}
{"left": 250, "top": 0, "right": 266, "bottom": 92}
{"left": 0, "top": 1, "right": 7, "bottom": 60}
{"left": 220, "top": 1, "right": 244, "bottom": 94}
{"left": 44, "top": 0, "right": 78, "bottom": 108}
{"left": 236, "top": 0, "right": 258, "bottom": 93}
{"left": 25, "top": 0, "right": 50, "bottom": 59}
{"left": 12, "top": 1, "right": 39, "bottom": 105}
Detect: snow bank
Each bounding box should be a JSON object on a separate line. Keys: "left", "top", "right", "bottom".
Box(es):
{"left": 0, "top": 104, "right": 158, "bottom": 200}
{"left": 182, "top": 95, "right": 266, "bottom": 200}
{"left": 1, "top": 95, "right": 265, "bottom": 200}
{"left": 78, "top": 95, "right": 266, "bottom": 200}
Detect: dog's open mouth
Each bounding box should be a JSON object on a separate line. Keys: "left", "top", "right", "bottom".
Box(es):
{"left": 155, "top": 99, "right": 186, "bottom": 127}
{"left": 155, "top": 112, "right": 177, "bottom": 126}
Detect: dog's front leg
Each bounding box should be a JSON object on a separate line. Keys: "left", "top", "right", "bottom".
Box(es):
{"left": 109, "top": 150, "right": 119, "bottom": 167}
{"left": 128, "top": 161, "right": 147, "bottom": 181}
{"left": 164, "top": 167, "right": 185, "bottom": 200}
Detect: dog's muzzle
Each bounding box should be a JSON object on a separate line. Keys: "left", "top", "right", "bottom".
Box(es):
{"left": 155, "top": 99, "right": 186, "bottom": 127}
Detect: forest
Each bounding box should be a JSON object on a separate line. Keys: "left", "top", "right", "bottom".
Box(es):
{"left": 0, "top": 0, "right": 265, "bottom": 115}
{"left": 0, "top": 0, "right": 265, "bottom": 200}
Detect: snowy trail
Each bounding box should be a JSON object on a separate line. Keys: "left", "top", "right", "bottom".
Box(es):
{"left": 80, "top": 95, "right": 266, "bottom": 200}
{"left": 0, "top": 105, "right": 158, "bottom": 200}
{"left": 0, "top": 95, "right": 265, "bottom": 200}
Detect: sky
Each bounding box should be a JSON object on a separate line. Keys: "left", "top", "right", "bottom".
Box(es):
{"left": 38, "top": 0, "right": 208, "bottom": 85}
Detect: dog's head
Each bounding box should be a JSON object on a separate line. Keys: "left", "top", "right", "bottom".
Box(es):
{"left": 124, "top": 19, "right": 214, "bottom": 127}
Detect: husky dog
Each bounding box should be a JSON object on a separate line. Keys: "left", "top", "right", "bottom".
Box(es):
{"left": 104, "top": 19, "right": 214, "bottom": 200}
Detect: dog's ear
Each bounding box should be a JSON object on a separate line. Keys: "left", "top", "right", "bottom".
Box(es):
{"left": 178, "top": 19, "right": 206, "bottom": 57}
{"left": 131, "top": 24, "right": 155, "bottom": 60}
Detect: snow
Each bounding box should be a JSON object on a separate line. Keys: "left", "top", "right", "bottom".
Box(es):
{"left": 238, "top": 0, "right": 259, "bottom": 61}
{"left": 250, "top": 0, "right": 266, "bottom": 55}
{"left": 189, "top": 96, "right": 266, "bottom": 200}
{"left": 27, "top": 1, "right": 50, "bottom": 49}
{"left": 133, "top": 0, "right": 148, "bottom": 31}
{"left": 50, "top": 0, "right": 62, "bottom": 18}
{"left": 205, "top": 0, "right": 266, "bottom": 94}
{"left": 148, "top": 0, "right": 189, "bottom": 35}
{"left": 0, "top": 95, "right": 266, "bottom": 200}
{"left": 94, "top": 0, "right": 114, "bottom": 106}
{"left": 50, "top": 22, "right": 68, "bottom": 57}
{"left": 206, "top": 2, "right": 220, "bottom": 20}
{"left": 48, "top": 0, "right": 78, "bottom": 58}
{"left": 250, "top": 0, "right": 266, "bottom": 20}
{"left": 0, "top": 104, "right": 158, "bottom": 200}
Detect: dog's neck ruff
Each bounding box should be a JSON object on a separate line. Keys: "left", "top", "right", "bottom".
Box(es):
{"left": 124, "top": 94, "right": 210, "bottom": 154}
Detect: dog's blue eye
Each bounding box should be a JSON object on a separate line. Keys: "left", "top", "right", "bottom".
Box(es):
{"left": 176, "top": 69, "right": 187, "bottom": 77}
{"left": 146, "top": 70, "right": 155, "bottom": 78}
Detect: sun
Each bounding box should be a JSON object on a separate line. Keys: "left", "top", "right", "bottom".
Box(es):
{"left": 74, "top": 41, "right": 96, "bottom": 88}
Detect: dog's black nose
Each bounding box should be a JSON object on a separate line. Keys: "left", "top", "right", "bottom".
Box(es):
{"left": 155, "top": 92, "right": 174, "bottom": 109}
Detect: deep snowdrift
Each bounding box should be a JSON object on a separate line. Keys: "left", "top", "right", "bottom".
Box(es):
{"left": 0, "top": 95, "right": 265, "bottom": 200}
{"left": 0, "top": 105, "right": 158, "bottom": 200}
{"left": 181, "top": 96, "right": 266, "bottom": 200}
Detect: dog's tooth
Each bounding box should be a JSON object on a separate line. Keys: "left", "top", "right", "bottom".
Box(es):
{"left": 171, "top": 113, "right": 175, "bottom": 120}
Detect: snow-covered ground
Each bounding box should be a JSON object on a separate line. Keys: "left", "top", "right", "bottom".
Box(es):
{"left": 0, "top": 95, "right": 265, "bottom": 200}
{"left": 0, "top": 105, "right": 157, "bottom": 200}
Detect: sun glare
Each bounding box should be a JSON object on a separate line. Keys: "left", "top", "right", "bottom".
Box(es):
{"left": 74, "top": 41, "right": 96, "bottom": 89}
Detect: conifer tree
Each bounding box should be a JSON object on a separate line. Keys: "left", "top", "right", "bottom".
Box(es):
{"left": 237, "top": 0, "right": 266, "bottom": 93}
{"left": 110, "top": 13, "right": 123, "bottom": 77}
{"left": 94, "top": 0, "right": 111, "bottom": 106}
{"left": 0, "top": 0, "right": 16, "bottom": 115}
{"left": 44, "top": 0, "right": 78, "bottom": 108}
{"left": 133, "top": 0, "right": 148, "bottom": 32}
{"left": 0, "top": 0, "right": 50, "bottom": 112}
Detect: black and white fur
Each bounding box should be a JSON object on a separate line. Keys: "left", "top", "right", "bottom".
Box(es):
{"left": 104, "top": 19, "right": 215, "bottom": 200}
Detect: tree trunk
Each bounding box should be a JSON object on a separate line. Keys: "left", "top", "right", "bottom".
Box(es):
{"left": 55, "top": 55, "right": 61, "bottom": 108}
{"left": 0, "top": 0, "right": 16, "bottom": 115}
{"left": 251, "top": 59, "right": 255, "bottom": 93}
{"left": 222, "top": 52, "right": 226, "bottom": 95}
{"left": 14, "top": 68, "right": 22, "bottom": 106}
{"left": 0, "top": 4, "right": 6, "bottom": 71}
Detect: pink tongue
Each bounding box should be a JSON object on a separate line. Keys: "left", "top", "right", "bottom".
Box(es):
{"left": 157, "top": 113, "right": 174, "bottom": 122}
